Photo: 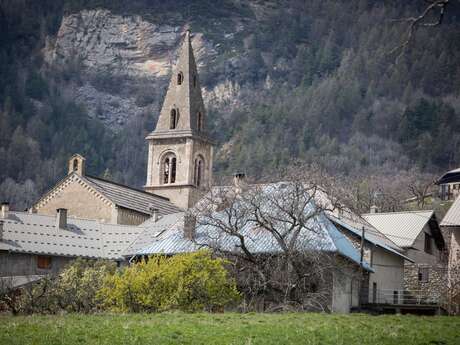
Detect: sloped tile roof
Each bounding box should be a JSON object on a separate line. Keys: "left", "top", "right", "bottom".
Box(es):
{"left": 83, "top": 175, "right": 182, "bottom": 216}
{"left": 441, "top": 196, "right": 460, "bottom": 227}
{"left": 0, "top": 212, "right": 143, "bottom": 260}
{"left": 362, "top": 210, "right": 434, "bottom": 248}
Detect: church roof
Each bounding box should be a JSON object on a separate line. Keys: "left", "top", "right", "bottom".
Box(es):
{"left": 0, "top": 211, "right": 144, "bottom": 260}
{"left": 83, "top": 175, "right": 182, "bottom": 216}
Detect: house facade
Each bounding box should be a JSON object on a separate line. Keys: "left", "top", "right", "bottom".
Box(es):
{"left": 363, "top": 210, "right": 446, "bottom": 305}
{"left": 436, "top": 168, "right": 460, "bottom": 201}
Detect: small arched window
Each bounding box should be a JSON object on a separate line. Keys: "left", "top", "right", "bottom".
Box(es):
{"left": 193, "top": 75, "right": 197, "bottom": 88}
{"left": 162, "top": 153, "right": 177, "bottom": 185}
{"left": 73, "top": 159, "right": 79, "bottom": 171}
{"left": 197, "top": 112, "right": 203, "bottom": 131}
{"left": 170, "top": 109, "right": 178, "bottom": 129}
{"left": 177, "top": 72, "right": 184, "bottom": 85}
{"left": 194, "top": 156, "right": 204, "bottom": 187}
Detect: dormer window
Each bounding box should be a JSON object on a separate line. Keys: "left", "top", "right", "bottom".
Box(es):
{"left": 177, "top": 72, "right": 184, "bottom": 85}
{"left": 170, "top": 109, "right": 178, "bottom": 129}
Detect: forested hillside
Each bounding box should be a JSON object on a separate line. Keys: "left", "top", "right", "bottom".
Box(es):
{"left": 1, "top": 0, "right": 460, "bottom": 209}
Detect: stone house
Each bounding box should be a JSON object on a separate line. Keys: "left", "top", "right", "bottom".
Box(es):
{"left": 31, "top": 154, "right": 181, "bottom": 226}
{"left": 0, "top": 204, "right": 143, "bottom": 289}
{"left": 363, "top": 210, "right": 446, "bottom": 304}
{"left": 122, "top": 182, "right": 378, "bottom": 313}
{"left": 440, "top": 194, "right": 460, "bottom": 314}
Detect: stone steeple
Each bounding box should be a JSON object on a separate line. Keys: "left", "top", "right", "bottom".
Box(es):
{"left": 149, "top": 30, "right": 207, "bottom": 139}
{"left": 144, "top": 30, "right": 213, "bottom": 209}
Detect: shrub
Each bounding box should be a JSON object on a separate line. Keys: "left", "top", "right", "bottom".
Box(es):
{"left": 1, "top": 259, "right": 116, "bottom": 314}
{"left": 100, "top": 251, "right": 240, "bottom": 312}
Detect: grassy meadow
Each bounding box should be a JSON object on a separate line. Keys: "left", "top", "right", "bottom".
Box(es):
{"left": 0, "top": 313, "right": 459, "bottom": 345}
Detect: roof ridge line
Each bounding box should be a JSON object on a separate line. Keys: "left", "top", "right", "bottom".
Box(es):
{"left": 85, "top": 175, "right": 171, "bottom": 201}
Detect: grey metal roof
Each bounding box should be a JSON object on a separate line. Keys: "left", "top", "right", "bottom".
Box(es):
{"left": 131, "top": 183, "right": 373, "bottom": 271}
{"left": 123, "top": 212, "right": 185, "bottom": 256}
{"left": 437, "top": 167, "right": 460, "bottom": 185}
{"left": 0, "top": 212, "right": 143, "bottom": 260}
{"left": 83, "top": 175, "right": 182, "bottom": 216}
{"left": 441, "top": 196, "right": 460, "bottom": 227}
{"left": 328, "top": 214, "right": 413, "bottom": 262}
{"left": 362, "top": 210, "right": 434, "bottom": 248}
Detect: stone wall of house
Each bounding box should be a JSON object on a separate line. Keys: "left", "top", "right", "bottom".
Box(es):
{"left": 0, "top": 251, "right": 73, "bottom": 277}
{"left": 404, "top": 263, "right": 447, "bottom": 304}
{"left": 34, "top": 176, "right": 114, "bottom": 223}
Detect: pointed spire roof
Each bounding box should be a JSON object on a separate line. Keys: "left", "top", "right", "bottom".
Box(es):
{"left": 148, "top": 30, "right": 208, "bottom": 141}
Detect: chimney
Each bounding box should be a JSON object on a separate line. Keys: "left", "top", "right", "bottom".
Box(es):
{"left": 233, "top": 172, "right": 247, "bottom": 193}
{"left": 1, "top": 202, "right": 9, "bottom": 219}
{"left": 184, "top": 214, "right": 196, "bottom": 240}
{"left": 150, "top": 207, "right": 160, "bottom": 222}
{"left": 370, "top": 205, "right": 379, "bottom": 214}
{"left": 56, "top": 208, "right": 68, "bottom": 229}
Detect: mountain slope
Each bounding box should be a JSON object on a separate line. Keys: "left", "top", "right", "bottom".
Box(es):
{"left": 0, "top": 0, "right": 460, "bottom": 209}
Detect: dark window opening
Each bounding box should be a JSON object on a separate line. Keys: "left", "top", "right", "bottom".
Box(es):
{"left": 177, "top": 72, "right": 183, "bottom": 85}
{"left": 372, "top": 282, "right": 377, "bottom": 303}
{"left": 163, "top": 158, "right": 170, "bottom": 184}
{"left": 171, "top": 157, "right": 176, "bottom": 183}
{"left": 37, "top": 256, "right": 52, "bottom": 269}
{"left": 193, "top": 75, "right": 197, "bottom": 87}
{"left": 170, "top": 109, "right": 178, "bottom": 129}
{"left": 197, "top": 112, "right": 203, "bottom": 131}
{"left": 162, "top": 154, "right": 177, "bottom": 184}
{"left": 393, "top": 290, "right": 398, "bottom": 304}
{"left": 194, "top": 157, "right": 203, "bottom": 187}
{"left": 424, "top": 233, "right": 432, "bottom": 254}
{"left": 73, "top": 159, "right": 78, "bottom": 171}
{"left": 418, "top": 267, "right": 429, "bottom": 283}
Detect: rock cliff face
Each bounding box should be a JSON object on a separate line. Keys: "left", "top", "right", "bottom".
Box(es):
{"left": 44, "top": 9, "right": 235, "bottom": 128}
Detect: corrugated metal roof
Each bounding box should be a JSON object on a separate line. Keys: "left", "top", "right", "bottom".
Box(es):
{"left": 123, "top": 212, "right": 185, "bottom": 256}
{"left": 328, "top": 214, "right": 413, "bottom": 262}
{"left": 362, "top": 210, "right": 434, "bottom": 248}
{"left": 0, "top": 212, "right": 143, "bottom": 260}
{"left": 132, "top": 183, "right": 373, "bottom": 271}
{"left": 84, "top": 175, "right": 182, "bottom": 216}
{"left": 0, "top": 275, "right": 45, "bottom": 290}
{"left": 441, "top": 196, "right": 460, "bottom": 227}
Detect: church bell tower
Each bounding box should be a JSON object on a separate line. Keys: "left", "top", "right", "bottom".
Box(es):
{"left": 145, "top": 30, "right": 213, "bottom": 209}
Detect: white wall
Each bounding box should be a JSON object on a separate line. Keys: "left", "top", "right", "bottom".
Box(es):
{"left": 367, "top": 246, "right": 405, "bottom": 304}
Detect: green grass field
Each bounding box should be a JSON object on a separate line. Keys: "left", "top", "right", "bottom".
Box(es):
{"left": 0, "top": 313, "right": 459, "bottom": 345}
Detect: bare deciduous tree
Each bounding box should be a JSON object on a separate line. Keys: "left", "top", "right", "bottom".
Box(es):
{"left": 193, "top": 166, "right": 362, "bottom": 311}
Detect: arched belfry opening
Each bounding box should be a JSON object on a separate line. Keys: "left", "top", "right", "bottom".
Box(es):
{"left": 177, "top": 72, "right": 184, "bottom": 85}
{"left": 67, "top": 154, "right": 86, "bottom": 176}
{"left": 162, "top": 153, "right": 177, "bottom": 185}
